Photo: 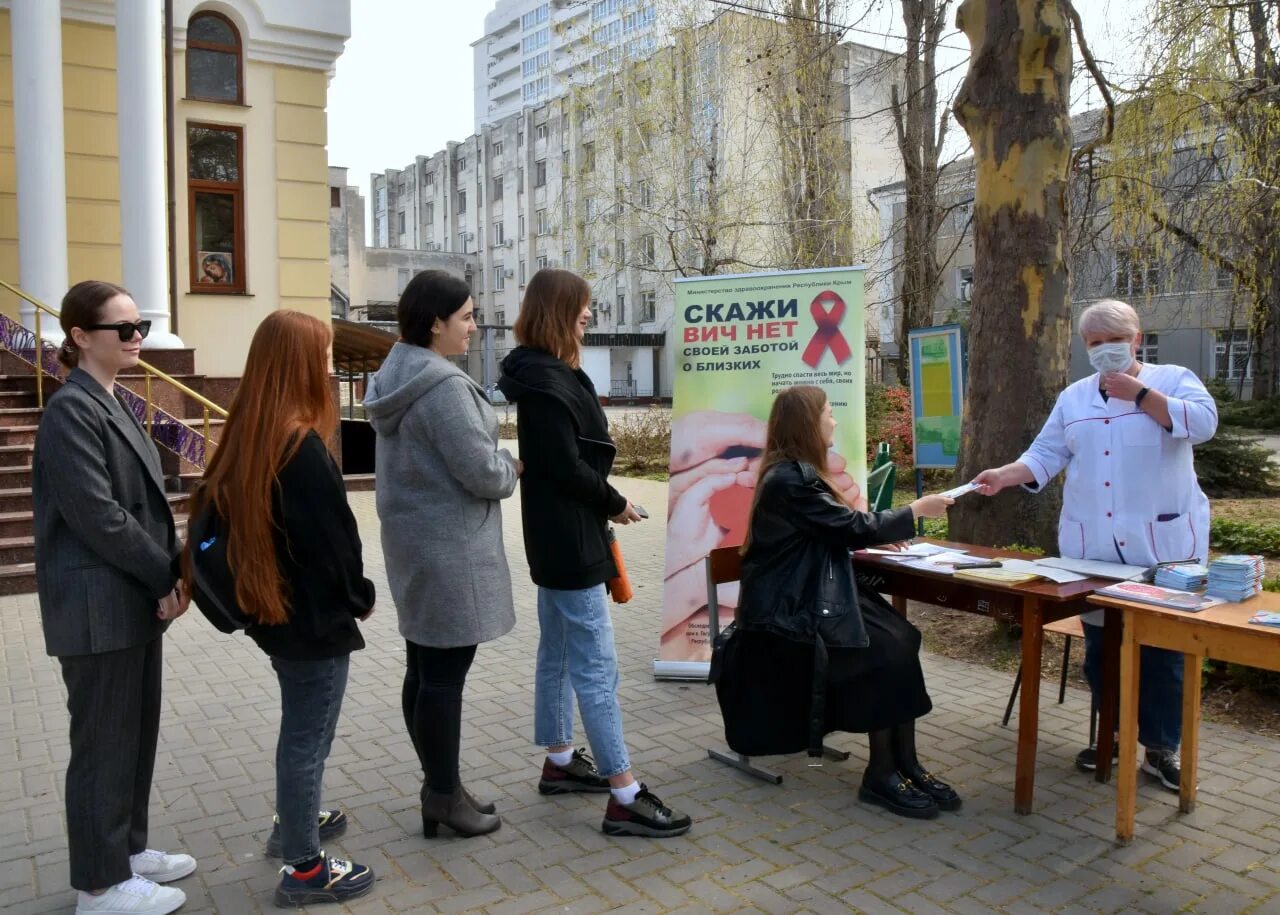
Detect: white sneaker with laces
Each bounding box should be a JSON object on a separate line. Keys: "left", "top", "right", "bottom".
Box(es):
{"left": 75, "top": 875, "right": 186, "bottom": 914}
{"left": 128, "top": 849, "right": 197, "bottom": 883}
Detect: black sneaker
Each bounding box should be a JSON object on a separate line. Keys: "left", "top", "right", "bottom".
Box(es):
{"left": 273, "top": 851, "right": 373, "bottom": 908}
{"left": 538, "top": 748, "right": 611, "bottom": 795}
{"left": 265, "top": 809, "right": 348, "bottom": 858}
{"left": 602, "top": 784, "right": 692, "bottom": 838}
{"left": 1141, "top": 748, "right": 1181, "bottom": 792}
{"left": 1075, "top": 743, "right": 1120, "bottom": 773}
{"left": 858, "top": 770, "right": 939, "bottom": 820}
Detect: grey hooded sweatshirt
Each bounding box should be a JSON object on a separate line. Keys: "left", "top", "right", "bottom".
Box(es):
{"left": 364, "top": 342, "right": 518, "bottom": 647}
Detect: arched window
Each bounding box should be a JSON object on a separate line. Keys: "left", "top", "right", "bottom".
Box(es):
{"left": 186, "top": 11, "right": 243, "bottom": 104}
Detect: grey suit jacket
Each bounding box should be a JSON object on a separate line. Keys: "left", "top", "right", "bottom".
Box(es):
{"left": 33, "top": 368, "right": 178, "bottom": 657}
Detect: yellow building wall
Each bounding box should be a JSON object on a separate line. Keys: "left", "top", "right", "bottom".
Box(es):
{"left": 0, "top": 11, "right": 336, "bottom": 378}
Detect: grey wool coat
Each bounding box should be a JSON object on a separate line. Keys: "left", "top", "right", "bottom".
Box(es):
{"left": 365, "top": 343, "right": 518, "bottom": 648}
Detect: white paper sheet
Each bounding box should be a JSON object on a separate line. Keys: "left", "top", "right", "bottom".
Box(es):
{"left": 1038, "top": 557, "right": 1148, "bottom": 581}
{"left": 1001, "top": 559, "right": 1091, "bottom": 584}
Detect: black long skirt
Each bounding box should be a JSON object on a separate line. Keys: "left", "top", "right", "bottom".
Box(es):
{"left": 714, "top": 588, "right": 932, "bottom": 757}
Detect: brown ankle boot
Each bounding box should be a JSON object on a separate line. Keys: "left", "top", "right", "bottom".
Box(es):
{"left": 421, "top": 781, "right": 496, "bottom": 815}
{"left": 421, "top": 788, "right": 501, "bottom": 837}
{"left": 461, "top": 785, "right": 496, "bottom": 815}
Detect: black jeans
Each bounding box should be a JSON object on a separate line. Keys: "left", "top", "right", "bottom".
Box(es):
{"left": 402, "top": 641, "right": 477, "bottom": 793}
{"left": 59, "top": 638, "right": 163, "bottom": 891}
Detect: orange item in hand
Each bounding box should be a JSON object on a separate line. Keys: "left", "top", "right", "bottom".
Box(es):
{"left": 606, "top": 527, "right": 633, "bottom": 603}
{"left": 709, "top": 484, "right": 754, "bottom": 548}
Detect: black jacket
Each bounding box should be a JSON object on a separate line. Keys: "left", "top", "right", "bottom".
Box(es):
{"left": 734, "top": 460, "right": 915, "bottom": 754}
{"left": 498, "top": 346, "right": 627, "bottom": 589}
{"left": 243, "top": 431, "right": 375, "bottom": 660}
{"left": 739, "top": 461, "right": 915, "bottom": 646}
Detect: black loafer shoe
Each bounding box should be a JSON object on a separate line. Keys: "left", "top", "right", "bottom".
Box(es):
{"left": 905, "top": 769, "right": 962, "bottom": 811}
{"left": 858, "top": 770, "right": 939, "bottom": 819}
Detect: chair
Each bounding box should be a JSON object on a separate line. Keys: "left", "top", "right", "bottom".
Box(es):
{"left": 705, "top": 546, "right": 851, "bottom": 785}
{"left": 1001, "top": 614, "right": 1098, "bottom": 747}
{"left": 867, "top": 443, "right": 897, "bottom": 512}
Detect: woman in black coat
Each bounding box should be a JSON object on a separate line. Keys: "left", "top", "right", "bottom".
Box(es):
{"left": 713, "top": 385, "right": 959, "bottom": 819}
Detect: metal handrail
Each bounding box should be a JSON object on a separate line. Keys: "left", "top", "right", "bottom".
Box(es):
{"left": 0, "top": 278, "right": 228, "bottom": 452}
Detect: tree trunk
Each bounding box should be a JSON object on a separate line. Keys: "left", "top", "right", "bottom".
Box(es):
{"left": 893, "top": 0, "right": 948, "bottom": 386}
{"left": 950, "top": 0, "right": 1074, "bottom": 551}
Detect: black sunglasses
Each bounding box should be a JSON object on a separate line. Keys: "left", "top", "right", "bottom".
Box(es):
{"left": 85, "top": 320, "right": 152, "bottom": 342}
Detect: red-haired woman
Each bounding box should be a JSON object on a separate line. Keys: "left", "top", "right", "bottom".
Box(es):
{"left": 714, "top": 385, "right": 958, "bottom": 819}
{"left": 185, "top": 311, "right": 376, "bottom": 907}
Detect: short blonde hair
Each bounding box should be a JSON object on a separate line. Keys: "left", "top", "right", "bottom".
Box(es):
{"left": 1078, "top": 299, "right": 1140, "bottom": 339}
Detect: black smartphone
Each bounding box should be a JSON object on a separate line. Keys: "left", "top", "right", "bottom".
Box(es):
{"left": 633, "top": 505, "right": 650, "bottom": 519}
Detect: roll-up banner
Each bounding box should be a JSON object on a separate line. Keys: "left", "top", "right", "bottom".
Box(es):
{"left": 655, "top": 266, "right": 867, "bottom": 679}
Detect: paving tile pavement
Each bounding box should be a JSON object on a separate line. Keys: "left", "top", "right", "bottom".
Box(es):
{"left": 2, "top": 473, "right": 1279, "bottom": 913}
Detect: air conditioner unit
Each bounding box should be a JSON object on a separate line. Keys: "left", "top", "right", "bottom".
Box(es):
{"left": 465, "top": 232, "right": 475, "bottom": 241}
{"left": 504, "top": 268, "right": 515, "bottom": 279}
{"left": 502, "top": 238, "right": 514, "bottom": 248}
{"left": 489, "top": 80, "right": 499, "bottom": 89}
{"left": 548, "top": 259, "right": 561, "bottom": 268}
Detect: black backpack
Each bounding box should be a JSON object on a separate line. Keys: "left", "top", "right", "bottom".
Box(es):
{"left": 187, "top": 500, "right": 254, "bottom": 633}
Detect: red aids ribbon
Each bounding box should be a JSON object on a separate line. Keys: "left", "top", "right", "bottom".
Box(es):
{"left": 801, "top": 290, "right": 853, "bottom": 368}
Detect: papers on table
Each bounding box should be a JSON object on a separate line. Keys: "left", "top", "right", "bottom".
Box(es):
{"left": 1096, "top": 581, "right": 1226, "bottom": 613}
{"left": 1000, "top": 559, "right": 1091, "bottom": 584}
{"left": 1038, "top": 557, "right": 1148, "bottom": 581}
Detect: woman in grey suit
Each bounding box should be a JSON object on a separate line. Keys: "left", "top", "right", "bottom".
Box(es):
{"left": 364, "top": 270, "right": 520, "bottom": 839}
{"left": 33, "top": 281, "right": 195, "bottom": 915}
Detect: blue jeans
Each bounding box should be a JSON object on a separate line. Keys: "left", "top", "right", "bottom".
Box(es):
{"left": 272, "top": 654, "right": 350, "bottom": 866}
{"left": 534, "top": 585, "right": 631, "bottom": 777}
{"left": 1082, "top": 622, "right": 1182, "bottom": 752}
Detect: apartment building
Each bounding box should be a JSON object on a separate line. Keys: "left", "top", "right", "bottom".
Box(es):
{"left": 868, "top": 111, "right": 1264, "bottom": 397}
{"left": 472, "top": 0, "right": 657, "bottom": 130}
{"left": 373, "top": 11, "right": 902, "bottom": 399}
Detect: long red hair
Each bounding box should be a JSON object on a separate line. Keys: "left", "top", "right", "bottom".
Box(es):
{"left": 184, "top": 310, "right": 338, "bottom": 625}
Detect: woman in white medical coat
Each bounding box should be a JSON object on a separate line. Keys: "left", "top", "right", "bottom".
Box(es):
{"left": 974, "top": 298, "right": 1217, "bottom": 792}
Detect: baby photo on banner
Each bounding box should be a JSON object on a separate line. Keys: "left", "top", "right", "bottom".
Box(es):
{"left": 657, "top": 266, "right": 868, "bottom": 675}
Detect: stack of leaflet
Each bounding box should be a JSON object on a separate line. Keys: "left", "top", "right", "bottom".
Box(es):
{"left": 1154, "top": 563, "right": 1209, "bottom": 591}
{"left": 1206, "top": 555, "right": 1267, "bottom": 602}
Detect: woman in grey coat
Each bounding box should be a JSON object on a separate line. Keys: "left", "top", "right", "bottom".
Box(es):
{"left": 364, "top": 270, "right": 520, "bottom": 839}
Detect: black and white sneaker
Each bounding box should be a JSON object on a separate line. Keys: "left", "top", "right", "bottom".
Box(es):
{"left": 1141, "top": 748, "right": 1181, "bottom": 792}
{"left": 265, "top": 808, "right": 348, "bottom": 858}
{"left": 1074, "top": 742, "right": 1119, "bottom": 773}
{"left": 602, "top": 784, "right": 692, "bottom": 838}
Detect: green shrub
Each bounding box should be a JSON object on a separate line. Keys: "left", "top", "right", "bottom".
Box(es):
{"left": 1209, "top": 518, "right": 1280, "bottom": 556}
{"left": 1194, "top": 426, "right": 1280, "bottom": 497}
{"left": 1218, "top": 395, "right": 1280, "bottom": 433}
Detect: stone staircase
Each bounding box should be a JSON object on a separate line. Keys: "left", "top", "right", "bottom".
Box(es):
{"left": 0, "top": 351, "right": 216, "bottom": 595}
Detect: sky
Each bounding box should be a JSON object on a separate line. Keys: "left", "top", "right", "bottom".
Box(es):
{"left": 327, "top": 0, "right": 1150, "bottom": 220}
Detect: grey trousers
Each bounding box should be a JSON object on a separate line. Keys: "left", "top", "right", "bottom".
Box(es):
{"left": 59, "top": 637, "right": 163, "bottom": 891}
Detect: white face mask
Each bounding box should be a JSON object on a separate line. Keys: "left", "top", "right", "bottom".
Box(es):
{"left": 1088, "top": 341, "right": 1134, "bottom": 375}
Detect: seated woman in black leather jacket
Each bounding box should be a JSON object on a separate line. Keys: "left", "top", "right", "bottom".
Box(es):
{"left": 712, "top": 385, "right": 958, "bottom": 819}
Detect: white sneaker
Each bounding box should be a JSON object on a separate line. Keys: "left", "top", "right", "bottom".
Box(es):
{"left": 128, "top": 850, "right": 197, "bottom": 883}
{"left": 76, "top": 876, "right": 186, "bottom": 914}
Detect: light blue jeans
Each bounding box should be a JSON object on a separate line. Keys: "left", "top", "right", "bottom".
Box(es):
{"left": 534, "top": 584, "right": 631, "bottom": 777}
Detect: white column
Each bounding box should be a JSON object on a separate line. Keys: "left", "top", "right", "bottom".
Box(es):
{"left": 116, "top": 0, "right": 183, "bottom": 348}
{"left": 11, "top": 0, "right": 68, "bottom": 340}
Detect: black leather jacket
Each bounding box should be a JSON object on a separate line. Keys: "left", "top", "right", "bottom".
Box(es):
{"left": 738, "top": 461, "right": 916, "bottom": 647}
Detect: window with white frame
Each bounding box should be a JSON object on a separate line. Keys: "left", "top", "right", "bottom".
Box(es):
{"left": 491, "top": 141, "right": 503, "bottom": 157}
{"left": 494, "top": 221, "right": 505, "bottom": 245}
{"left": 535, "top": 159, "right": 547, "bottom": 187}
{"left": 518, "top": 214, "right": 525, "bottom": 238}
{"left": 638, "top": 179, "right": 654, "bottom": 208}
{"left": 1115, "top": 248, "right": 1160, "bottom": 296}
{"left": 519, "top": 260, "right": 526, "bottom": 285}
{"left": 957, "top": 265, "right": 973, "bottom": 303}
{"left": 535, "top": 123, "right": 548, "bottom": 141}
{"left": 536, "top": 254, "right": 548, "bottom": 270}
{"left": 1137, "top": 332, "right": 1159, "bottom": 364}
{"left": 641, "top": 234, "right": 656, "bottom": 265}
{"left": 1214, "top": 329, "right": 1255, "bottom": 380}
{"left": 537, "top": 208, "right": 549, "bottom": 234}
{"left": 641, "top": 290, "right": 656, "bottom": 322}
{"left": 492, "top": 176, "right": 503, "bottom": 199}
{"left": 616, "top": 293, "right": 626, "bottom": 324}
{"left": 493, "top": 264, "right": 505, "bottom": 291}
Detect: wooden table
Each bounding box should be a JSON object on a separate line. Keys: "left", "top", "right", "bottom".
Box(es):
{"left": 853, "top": 539, "right": 1109, "bottom": 814}
{"left": 1090, "top": 591, "right": 1280, "bottom": 843}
